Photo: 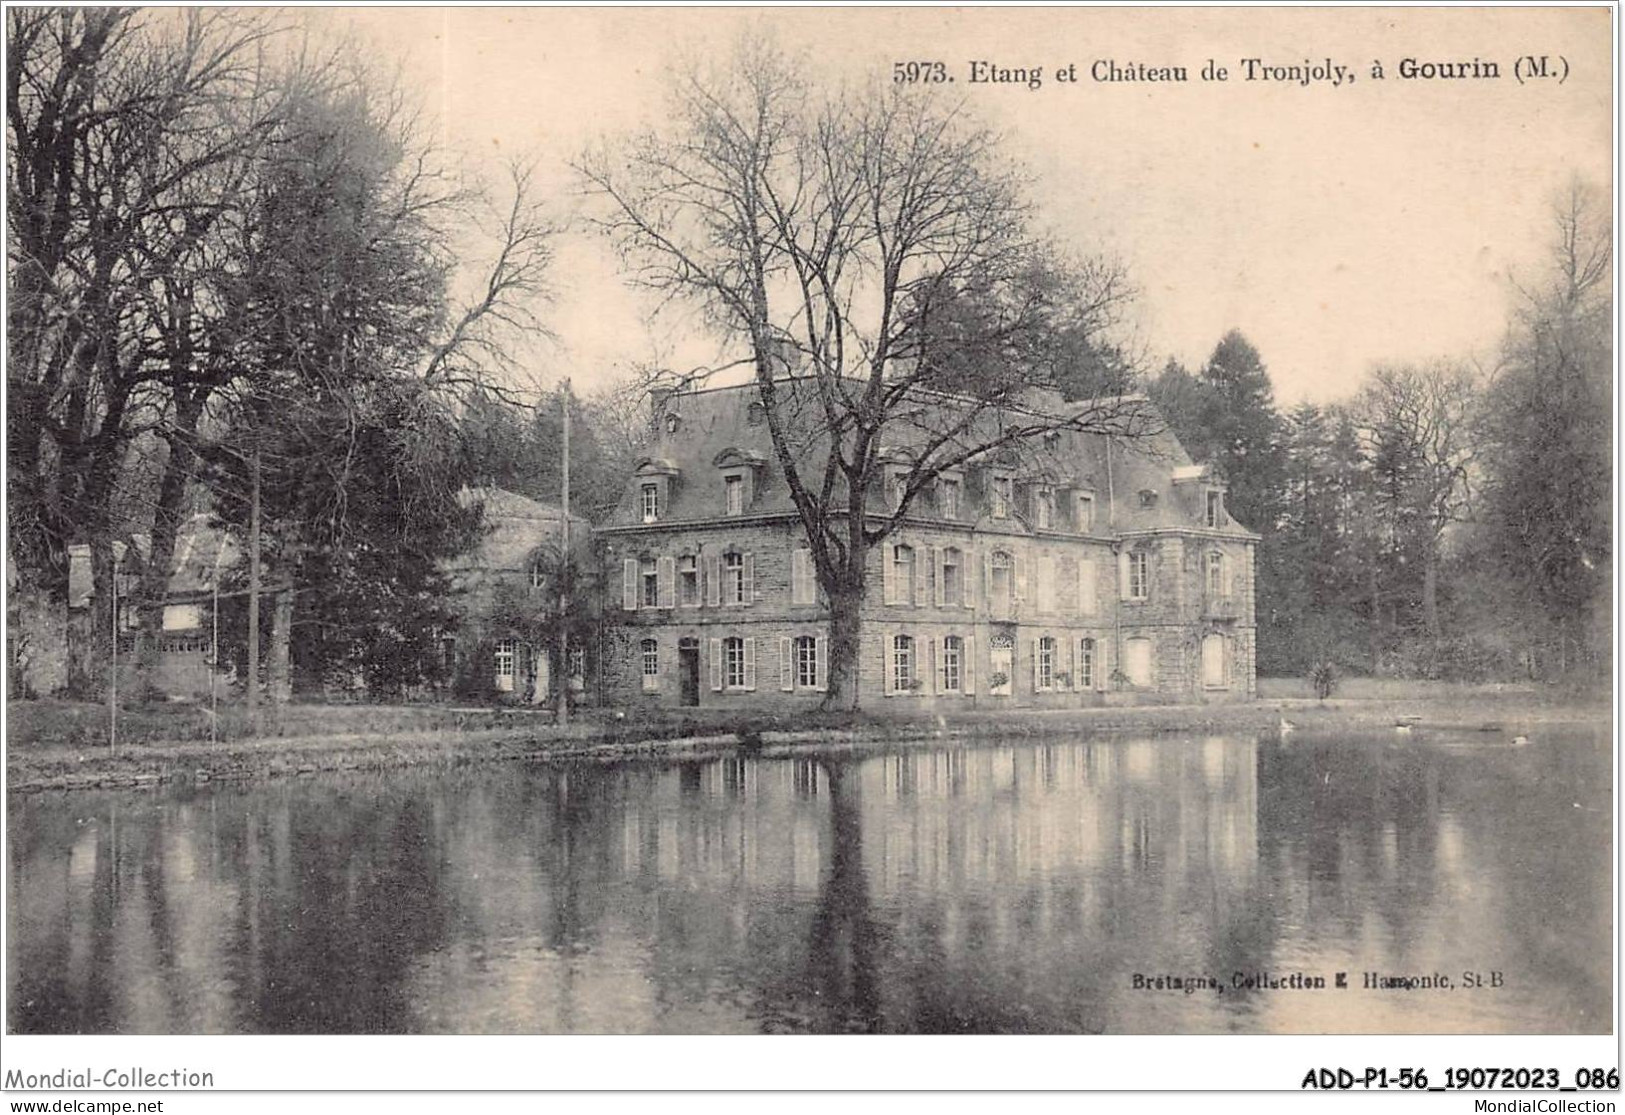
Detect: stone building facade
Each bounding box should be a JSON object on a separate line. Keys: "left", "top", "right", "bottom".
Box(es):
{"left": 598, "top": 382, "right": 1259, "bottom": 710}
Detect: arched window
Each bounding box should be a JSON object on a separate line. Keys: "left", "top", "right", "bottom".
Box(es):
{"left": 941, "top": 635, "right": 963, "bottom": 692}
{"left": 892, "top": 634, "right": 915, "bottom": 692}
{"left": 640, "top": 638, "right": 660, "bottom": 692}
{"left": 1036, "top": 635, "right": 1057, "bottom": 690}
{"left": 529, "top": 558, "right": 547, "bottom": 590}
{"left": 794, "top": 635, "right": 818, "bottom": 688}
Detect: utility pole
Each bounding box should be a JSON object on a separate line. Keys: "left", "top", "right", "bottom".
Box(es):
{"left": 557, "top": 380, "right": 571, "bottom": 726}
{"left": 109, "top": 552, "right": 118, "bottom": 755}
{"left": 247, "top": 442, "right": 261, "bottom": 737}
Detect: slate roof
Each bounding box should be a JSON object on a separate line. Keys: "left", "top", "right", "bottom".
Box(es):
{"left": 604, "top": 380, "right": 1256, "bottom": 538}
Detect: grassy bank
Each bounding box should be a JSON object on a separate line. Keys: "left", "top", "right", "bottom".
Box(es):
{"left": 6, "top": 683, "right": 1608, "bottom": 794}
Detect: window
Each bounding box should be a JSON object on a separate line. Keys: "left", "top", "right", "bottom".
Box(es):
{"left": 570, "top": 647, "right": 586, "bottom": 679}
{"left": 795, "top": 635, "right": 818, "bottom": 688}
{"left": 1035, "top": 486, "right": 1054, "bottom": 529}
{"left": 890, "top": 544, "right": 915, "bottom": 605}
{"left": 1202, "top": 633, "right": 1228, "bottom": 689}
{"left": 1207, "top": 551, "right": 1226, "bottom": 597}
{"left": 747, "top": 401, "right": 766, "bottom": 426}
{"left": 495, "top": 639, "right": 517, "bottom": 692}
{"left": 992, "top": 476, "right": 1013, "bottom": 518}
{"left": 941, "top": 635, "right": 963, "bottom": 693}
{"left": 891, "top": 473, "right": 908, "bottom": 512}
{"left": 724, "top": 637, "right": 747, "bottom": 689}
{"left": 640, "top": 639, "right": 659, "bottom": 692}
{"left": 529, "top": 559, "right": 547, "bottom": 590}
{"left": 1078, "top": 638, "right": 1096, "bottom": 690}
{"left": 725, "top": 474, "right": 744, "bottom": 516}
{"left": 892, "top": 635, "right": 915, "bottom": 692}
{"left": 1037, "top": 635, "right": 1056, "bottom": 690}
{"left": 724, "top": 551, "right": 746, "bottom": 604}
{"left": 1075, "top": 492, "right": 1095, "bottom": 532}
{"left": 664, "top": 412, "right": 681, "bottom": 434}
{"left": 678, "top": 555, "right": 699, "bottom": 606}
{"left": 1129, "top": 550, "right": 1149, "bottom": 600}
{"left": 640, "top": 557, "right": 659, "bottom": 607}
{"left": 940, "top": 478, "right": 961, "bottom": 520}
{"left": 990, "top": 550, "right": 1013, "bottom": 608}
{"left": 941, "top": 547, "right": 962, "bottom": 607}
{"left": 641, "top": 483, "right": 659, "bottom": 523}
{"left": 1206, "top": 491, "right": 1224, "bottom": 528}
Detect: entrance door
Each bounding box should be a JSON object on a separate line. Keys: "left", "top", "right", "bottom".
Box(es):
{"left": 678, "top": 646, "right": 701, "bottom": 706}
{"left": 989, "top": 636, "right": 1014, "bottom": 696}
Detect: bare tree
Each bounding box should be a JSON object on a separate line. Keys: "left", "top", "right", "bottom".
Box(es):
{"left": 1356, "top": 361, "right": 1477, "bottom": 641}
{"left": 582, "top": 38, "right": 1150, "bottom": 707}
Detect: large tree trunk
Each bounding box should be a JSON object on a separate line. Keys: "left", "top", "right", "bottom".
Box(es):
{"left": 824, "top": 584, "right": 865, "bottom": 712}
{"left": 1421, "top": 544, "right": 1441, "bottom": 641}
{"left": 135, "top": 391, "right": 206, "bottom": 699}
{"left": 269, "top": 588, "right": 293, "bottom": 708}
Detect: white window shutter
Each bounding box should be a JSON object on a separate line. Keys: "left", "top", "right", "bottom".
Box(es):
{"left": 705, "top": 554, "right": 721, "bottom": 607}
{"left": 815, "top": 636, "right": 828, "bottom": 691}
{"left": 791, "top": 550, "right": 809, "bottom": 605}
{"left": 882, "top": 546, "right": 896, "bottom": 605}
{"left": 914, "top": 548, "right": 929, "bottom": 609}
{"left": 963, "top": 547, "right": 976, "bottom": 609}
{"left": 743, "top": 637, "right": 757, "bottom": 690}
{"left": 1078, "top": 558, "right": 1097, "bottom": 615}
{"left": 780, "top": 636, "right": 794, "bottom": 691}
{"left": 934, "top": 548, "right": 946, "bottom": 607}
{"left": 743, "top": 553, "right": 755, "bottom": 605}
{"left": 658, "top": 556, "right": 675, "bottom": 609}
{"left": 709, "top": 638, "right": 723, "bottom": 691}
{"left": 1032, "top": 636, "right": 1041, "bottom": 691}
{"left": 963, "top": 635, "right": 976, "bottom": 695}
{"left": 882, "top": 634, "right": 894, "bottom": 696}
{"left": 928, "top": 637, "right": 938, "bottom": 695}
{"left": 622, "top": 558, "right": 639, "bottom": 611}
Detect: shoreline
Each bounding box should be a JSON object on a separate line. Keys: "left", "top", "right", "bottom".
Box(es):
{"left": 5, "top": 693, "right": 1608, "bottom": 794}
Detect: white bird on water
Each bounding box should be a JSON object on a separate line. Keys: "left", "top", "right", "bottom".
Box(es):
{"left": 1394, "top": 723, "right": 1413, "bottom": 735}
{"left": 1278, "top": 716, "right": 1296, "bottom": 735}
{"left": 1511, "top": 735, "right": 1530, "bottom": 747}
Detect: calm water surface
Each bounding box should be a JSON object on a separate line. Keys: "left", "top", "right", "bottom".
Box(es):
{"left": 7, "top": 726, "right": 1611, "bottom": 1033}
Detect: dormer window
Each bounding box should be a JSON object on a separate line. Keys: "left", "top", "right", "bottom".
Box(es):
{"left": 939, "top": 477, "right": 961, "bottom": 521}
{"left": 891, "top": 473, "right": 909, "bottom": 512}
{"left": 664, "top": 412, "right": 682, "bottom": 434}
{"left": 641, "top": 484, "right": 660, "bottom": 523}
{"left": 1034, "top": 486, "right": 1054, "bottom": 529}
{"left": 1075, "top": 492, "right": 1096, "bottom": 532}
{"left": 725, "top": 474, "right": 745, "bottom": 516}
{"left": 746, "top": 401, "right": 766, "bottom": 426}
{"left": 528, "top": 558, "right": 547, "bottom": 589}
{"left": 991, "top": 476, "right": 1013, "bottom": 518}
{"left": 1205, "top": 490, "right": 1224, "bottom": 528}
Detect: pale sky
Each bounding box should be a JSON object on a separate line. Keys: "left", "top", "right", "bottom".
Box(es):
{"left": 323, "top": 6, "right": 1612, "bottom": 407}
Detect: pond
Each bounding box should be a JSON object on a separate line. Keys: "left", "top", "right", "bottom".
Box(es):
{"left": 6, "top": 725, "right": 1611, "bottom": 1033}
